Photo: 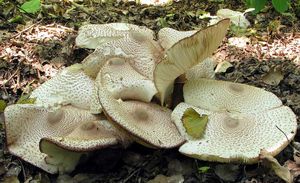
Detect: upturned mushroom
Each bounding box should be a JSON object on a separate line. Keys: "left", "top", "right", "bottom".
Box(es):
{"left": 154, "top": 19, "right": 230, "bottom": 104}
{"left": 4, "top": 104, "right": 129, "bottom": 173}
{"left": 172, "top": 79, "right": 297, "bottom": 163}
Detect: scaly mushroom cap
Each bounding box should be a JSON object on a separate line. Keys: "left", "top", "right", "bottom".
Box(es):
{"left": 185, "top": 57, "right": 216, "bottom": 80}
{"left": 96, "top": 69, "right": 184, "bottom": 148}
{"left": 171, "top": 79, "right": 297, "bottom": 163}
{"left": 154, "top": 19, "right": 230, "bottom": 104}
{"left": 4, "top": 104, "right": 125, "bottom": 173}
{"left": 30, "top": 64, "right": 95, "bottom": 111}
{"left": 79, "top": 24, "right": 163, "bottom": 79}
{"left": 76, "top": 23, "right": 155, "bottom": 49}
{"left": 184, "top": 79, "right": 282, "bottom": 113}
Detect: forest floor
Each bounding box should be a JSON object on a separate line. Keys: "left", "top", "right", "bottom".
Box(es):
{"left": 0, "top": 0, "right": 300, "bottom": 182}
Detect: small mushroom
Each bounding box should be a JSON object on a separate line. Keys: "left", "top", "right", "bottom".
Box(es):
{"left": 154, "top": 19, "right": 230, "bottom": 104}
{"left": 171, "top": 79, "right": 297, "bottom": 163}
{"left": 4, "top": 104, "right": 127, "bottom": 173}
{"left": 95, "top": 68, "right": 184, "bottom": 148}
{"left": 30, "top": 64, "right": 95, "bottom": 111}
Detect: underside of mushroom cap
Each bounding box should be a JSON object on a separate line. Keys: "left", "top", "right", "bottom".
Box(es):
{"left": 39, "top": 119, "right": 131, "bottom": 173}
{"left": 158, "top": 27, "right": 197, "bottom": 50}
{"left": 184, "top": 78, "right": 283, "bottom": 113}
{"left": 76, "top": 23, "right": 155, "bottom": 49}
{"left": 154, "top": 19, "right": 230, "bottom": 104}
{"left": 30, "top": 64, "right": 95, "bottom": 111}
{"left": 96, "top": 70, "right": 184, "bottom": 148}
{"left": 4, "top": 104, "right": 123, "bottom": 173}
{"left": 172, "top": 102, "right": 297, "bottom": 164}
{"left": 81, "top": 32, "right": 162, "bottom": 79}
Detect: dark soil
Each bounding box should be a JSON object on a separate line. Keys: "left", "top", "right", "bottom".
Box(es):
{"left": 0, "top": 0, "right": 300, "bottom": 182}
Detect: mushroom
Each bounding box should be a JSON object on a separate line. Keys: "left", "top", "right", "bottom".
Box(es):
{"left": 30, "top": 64, "right": 95, "bottom": 111}
{"left": 76, "top": 23, "right": 155, "bottom": 49}
{"left": 171, "top": 78, "right": 297, "bottom": 163}
{"left": 95, "top": 68, "right": 185, "bottom": 148}
{"left": 78, "top": 23, "right": 163, "bottom": 79}
{"left": 158, "top": 29, "right": 216, "bottom": 80}
{"left": 154, "top": 19, "right": 230, "bottom": 104}
{"left": 4, "top": 104, "right": 128, "bottom": 173}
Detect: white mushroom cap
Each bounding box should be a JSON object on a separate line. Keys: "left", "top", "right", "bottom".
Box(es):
{"left": 30, "top": 64, "right": 96, "bottom": 111}
{"left": 76, "top": 23, "right": 155, "bottom": 49}
{"left": 184, "top": 79, "right": 283, "bottom": 113}
{"left": 81, "top": 31, "right": 162, "bottom": 79}
{"left": 154, "top": 19, "right": 230, "bottom": 104}
{"left": 158, "top": 27, "right": 197, "bottom": 50}
{"left": 4, "top": 104, "right": 125, "bottom": 173}
{"left": 171, "top": 79, "right": 297, "bottom": 163}
{"left": 96, "top": 70, "right": 184, "bottom": 148}
{"left": 99, "top": 57, "right": 157, "bottom": 101}
{"left": 185, "top": 57, "right": 216, "bottom": 80}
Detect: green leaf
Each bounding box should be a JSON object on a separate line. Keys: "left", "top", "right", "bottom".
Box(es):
{"left": 16, "top": 94, "right": 36, "bottom": 104}
{"left": 181, "top": 108, "right": 208, "bottom": 139}
{"left": 272, "top": 0, "right": 290, "bottom": 13}
{"left": 198, "top": 166, "right": 210, "bottom": 173}
{"left": 246, "top": 0, "right": 267, "bottom": 13}
{"left": 8, "top": 15, "right": 23, "bottom": 23}
{"left": 20, "top": 0, "right": 41, "bottom": 14}
{"left": 0, "top": 100, "right": 7, "bottom": 112}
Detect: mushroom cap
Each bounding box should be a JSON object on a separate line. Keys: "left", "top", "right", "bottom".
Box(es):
{"left": 76, "top": 23, "right": 155, "bottom": 49}
{"left": 172, "top": 102, "right": 296, "bottom": 163}
{"left": 154, "top": 19, "right": 230, "bottom": 104}
{"left": 171, "top": 78, "right": 297, "bottom": 163}
{"left": 4, "top": 104, "right": 125, "bottom": 173}
{"left": 216, "top": 9, "right": 250, "bottom": 28}
{"left": 30, "top": 64, "right": 96, "bottom": 111}
{"left": 185, "top": 57, "right": 216, "bottom": 80}
{"left": 184, "top": 78, "right": 282, "bottom": 113}
{"left": 158, "top": 27, "right": 197, "bottom": 50}
{"left": 81, "top": 31, "right": 162, "bottom": 79}
{"left": 96, "top": 70, "right": 184, "bottom": 148}
{"left": 99, "top": 57, "right": 157, "bottom": 101}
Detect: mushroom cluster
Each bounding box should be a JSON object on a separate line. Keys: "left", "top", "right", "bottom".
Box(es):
{"left": 4, "top": 19, "right": 297, "bottom": 174}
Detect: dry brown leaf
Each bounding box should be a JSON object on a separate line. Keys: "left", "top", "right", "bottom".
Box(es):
{"left": 262, "top": 67, "right": 284, "bottom": 86}
{"left": 284, "top": 160, "right": 300, "bottom": 178}
{"left": 260, "top": 149, "right": 293, "bottom": 183}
